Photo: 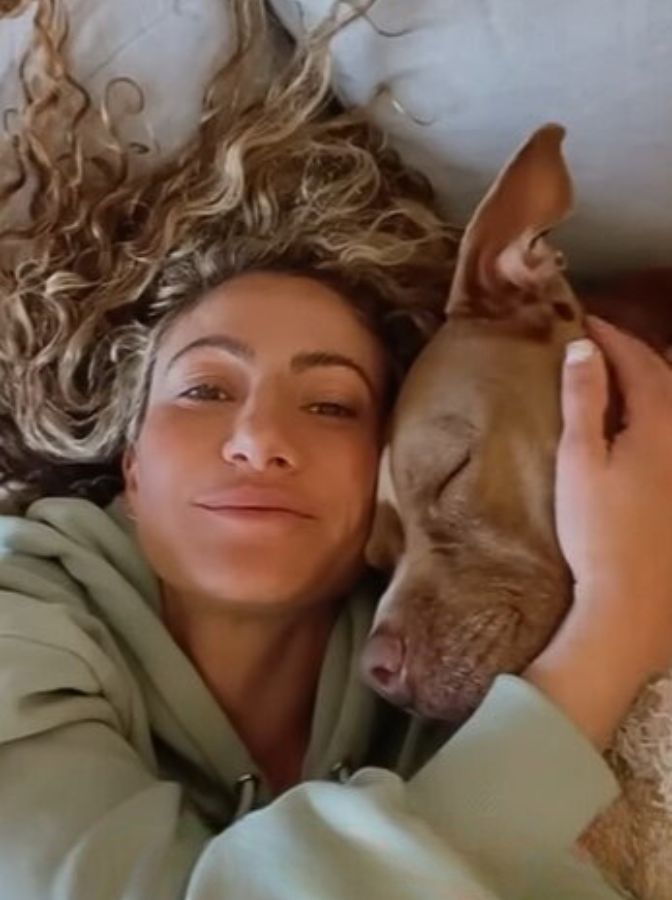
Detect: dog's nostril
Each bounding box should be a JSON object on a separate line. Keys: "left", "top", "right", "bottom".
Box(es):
{"left": 360, "top": 630, "right": 411, "bottom": 705}
{"left": 371, "top": 662, "right": 397, "bottom": 688}
{"left": 366, "top": 632, "right": 405, "bottom": 679}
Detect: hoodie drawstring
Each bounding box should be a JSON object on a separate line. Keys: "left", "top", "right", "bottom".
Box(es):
{"left": 232, "top": 760, "right": 353, "bottom": 821}
{"left": 232, "top": 773, "right": 260, "bottom": 822}
{"left": 329, "top": 760, "right": 352, "bottom": 784}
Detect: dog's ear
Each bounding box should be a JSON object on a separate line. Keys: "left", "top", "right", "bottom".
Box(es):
{"left": 445, "top": 123, "right": 573, "bottom": 318}
{"left": 365, "top": 447, "right": 404, "bottom": 571}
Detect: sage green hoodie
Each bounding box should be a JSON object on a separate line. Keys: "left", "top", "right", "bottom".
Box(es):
{"left": 0, "top": 494, "right": 624, "bottom": 899}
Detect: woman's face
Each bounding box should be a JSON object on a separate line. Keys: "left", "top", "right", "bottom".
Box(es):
{"left": 123, "top": 272, "right": 388, "bottom": 616}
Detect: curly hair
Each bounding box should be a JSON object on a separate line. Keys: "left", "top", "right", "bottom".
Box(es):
{"left": 0, "top": 0, "right": 459, "bottom": 511}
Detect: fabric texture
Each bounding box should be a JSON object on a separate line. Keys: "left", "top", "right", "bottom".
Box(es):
{"left": 272, "top": 0, "right": 672, "bottom": 278}
{"left": 1, "top": 0, "right": 228, "bottom": 161}
{"left": 0, "top": 0, "right": 288, "bottom": 169}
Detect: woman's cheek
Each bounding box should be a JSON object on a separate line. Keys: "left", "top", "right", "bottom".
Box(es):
{"left": 148, "top": 404, "right": 222, "bottom": 456}
{"left": 327, "top": 431, "right": 380, "bottom": 503}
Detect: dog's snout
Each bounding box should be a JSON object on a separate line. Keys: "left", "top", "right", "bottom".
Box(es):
{"left": 360, "top": 628, "right": 411, "bottom": 707}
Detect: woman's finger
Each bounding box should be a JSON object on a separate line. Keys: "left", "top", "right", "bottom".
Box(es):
{"left": 558, "top": 337, "right": 609, "bottom": 463}
{"left": 586, "top": 315, "right": 672, "bottom": 424}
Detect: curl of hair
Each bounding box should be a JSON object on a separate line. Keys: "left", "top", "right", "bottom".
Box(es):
{"left": 0, "top": 0, "right": 459, "bottom": 511}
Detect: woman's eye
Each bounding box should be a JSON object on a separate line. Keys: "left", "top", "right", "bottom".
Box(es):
{"left": 179, "top": 383, "right": 231, "bottom": 402}
{"left": 306, "top": 401, "right": 357, "bottom": 419}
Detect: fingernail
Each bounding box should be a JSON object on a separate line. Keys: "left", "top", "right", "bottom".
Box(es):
{"left": 565, "top": 338, "right": 595, "bottom": 364}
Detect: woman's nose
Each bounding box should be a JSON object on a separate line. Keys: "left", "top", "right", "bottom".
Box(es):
{"left": 221, "top": 409, "right": 298, "bottom": 472}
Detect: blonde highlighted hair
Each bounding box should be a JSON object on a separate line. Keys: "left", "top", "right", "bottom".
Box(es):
{"left": 0, "top": 0, "right": 458, "bottom": 509}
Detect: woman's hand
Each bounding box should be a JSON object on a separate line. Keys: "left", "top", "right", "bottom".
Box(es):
{"left": 525, "top": 316, "right": 672, "bottom": 748}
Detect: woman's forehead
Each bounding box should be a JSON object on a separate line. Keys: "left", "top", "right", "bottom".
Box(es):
{"left": 155, "top": 272, "right": 387, "bottom": 371}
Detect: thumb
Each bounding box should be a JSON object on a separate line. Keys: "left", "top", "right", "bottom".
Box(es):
{"left": 559, "top": 338, "right": 609, "bottom": 461}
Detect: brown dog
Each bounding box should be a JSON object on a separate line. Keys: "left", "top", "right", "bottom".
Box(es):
{"left": 362, "top": 124, "right": 584, "bottom": 721}
{"left": 361, "top": 124, "right": 672, "bottom": 899}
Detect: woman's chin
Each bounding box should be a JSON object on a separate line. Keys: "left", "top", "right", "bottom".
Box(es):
{"left": 195, "top": 565, "right": 331, "bottom": 613}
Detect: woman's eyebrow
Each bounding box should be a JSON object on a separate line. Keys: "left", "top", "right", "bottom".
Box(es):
{"left": 165, "top": 335, "right": 377, "bottom": 397}
{"left": 166, "top": 334, "right": 253, "bottom": 372}
{"left": 291, "top": 351, "right": 377, "bottom": 399}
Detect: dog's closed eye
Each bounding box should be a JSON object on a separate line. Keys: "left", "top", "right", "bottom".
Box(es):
{"left": 433, "top": 450, "right": 471, "bottom": 502}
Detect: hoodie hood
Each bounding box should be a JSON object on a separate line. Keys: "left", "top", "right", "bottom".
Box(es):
{"left": 0, "top": 494, "right": 398, "bottom": 822}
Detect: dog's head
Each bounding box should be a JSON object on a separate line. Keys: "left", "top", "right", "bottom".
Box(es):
{"left": 362, "top": 125, "right": 587, "bottom": 721}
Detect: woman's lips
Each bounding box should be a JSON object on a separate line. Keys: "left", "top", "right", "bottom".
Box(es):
{"left": 201, "top": 506, "right": 308, "bottom": 519}
{"left": 193, "top": 488, "right": 315, "bottom": 520}
{"left": 194, "top": 501, "right": 315, "bottom": 533}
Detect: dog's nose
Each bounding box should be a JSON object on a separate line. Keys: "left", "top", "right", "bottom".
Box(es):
{"left": 360, "top": 628, "right": 412, "bottom": 707}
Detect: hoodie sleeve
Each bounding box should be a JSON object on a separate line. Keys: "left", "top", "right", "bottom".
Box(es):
{"left": 0, "top": 591, "right": 622, "bottom": 900}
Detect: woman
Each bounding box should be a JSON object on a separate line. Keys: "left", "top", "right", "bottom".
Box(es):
{"left": 0, "top": 1, "right": 671, "bottom": 897}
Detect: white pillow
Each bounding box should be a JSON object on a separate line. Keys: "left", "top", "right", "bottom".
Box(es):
{"left": 272, "top": 0, "right": 672, "bottom": 278}
{"left": 0, "top": 0, "right": 286, "bottom": 165}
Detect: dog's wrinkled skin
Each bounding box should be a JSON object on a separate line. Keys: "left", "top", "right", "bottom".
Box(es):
{"left": 361, "top": 123, "right": 672, "bottom": 900}
{"left": 361, "top": 125, "right": 585, "bottom": 722}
